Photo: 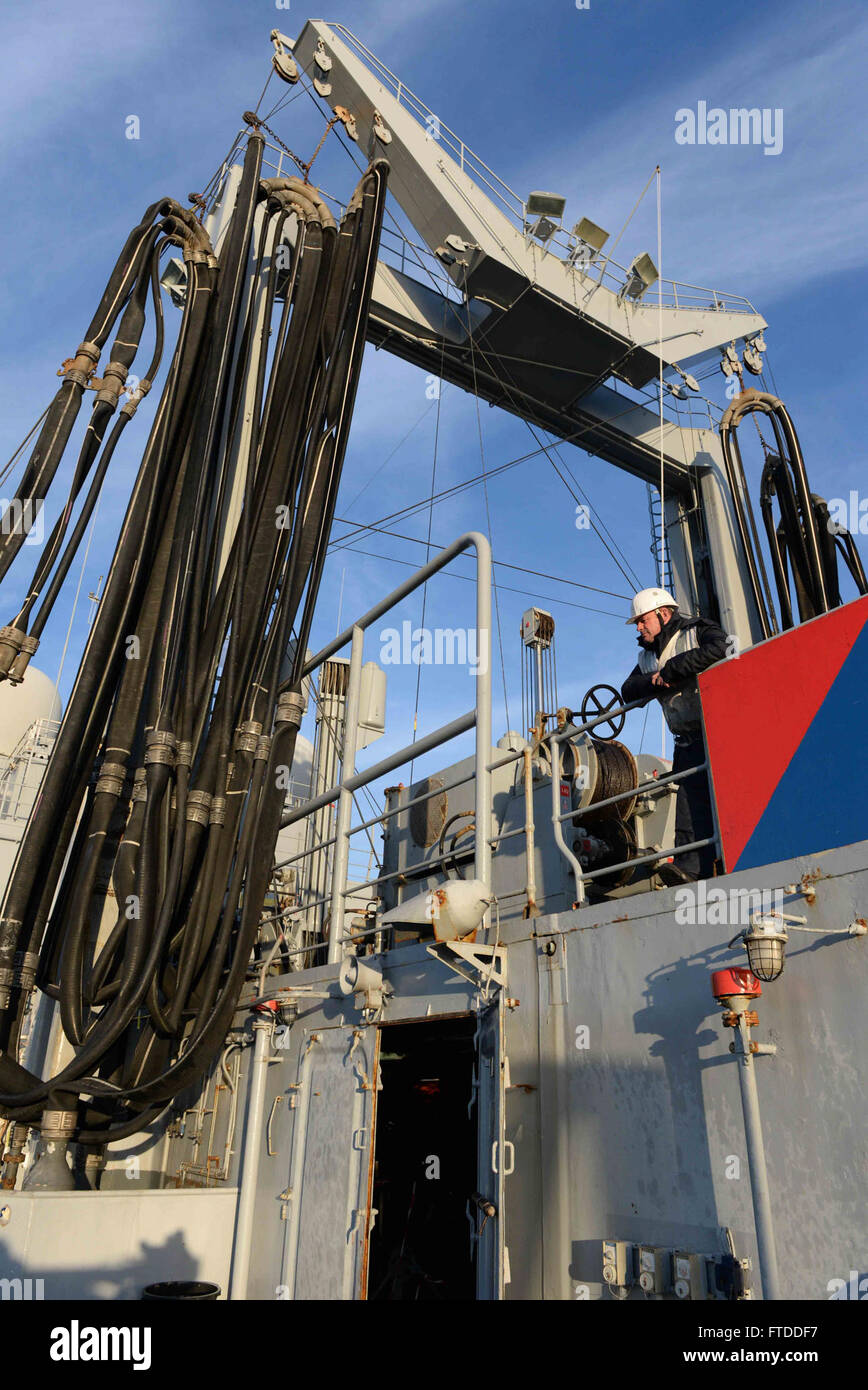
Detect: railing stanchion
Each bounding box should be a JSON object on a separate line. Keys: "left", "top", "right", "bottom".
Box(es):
{"left": 327, "top": 625, "right": 364, "bottom": 964}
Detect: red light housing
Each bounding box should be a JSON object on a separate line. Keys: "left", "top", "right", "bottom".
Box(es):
{"left": 711, "top": 967, "right": 762, "bottom": 1001}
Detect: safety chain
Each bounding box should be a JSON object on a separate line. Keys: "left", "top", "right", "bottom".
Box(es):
{"left": 243, "top": 111, "right": 308, "bottom": 178}
{"left": 242, "top": 109, "right": 339, "bottom": 184}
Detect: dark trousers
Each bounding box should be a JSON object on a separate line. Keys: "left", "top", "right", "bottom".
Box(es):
{"left": 672, "top": 736, "right": 716, "bottom": 880}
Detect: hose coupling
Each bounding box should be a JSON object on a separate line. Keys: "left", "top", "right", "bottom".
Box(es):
{"left": 185, "top": 789, "right": 212, "bottom": 826}
{"left": 255, "top": 734, "right": 272, "bottom": 761}
{"left": 59, "top": 341, "right": 101, "bottom": 387}
{"left": 210, "top": 796, "right": 227, "bottom": 826}
{"left": 131, "top": 767, "right": 148, "bottom": 802}
{"left": 120, "top": 377, "right": 152, "bottom": 419}
{"left": 12, "top": 950, "right": 39, "bottom": 993}
{"left": 7, "top": 634, "right": 40, "bottom": 685}
{"left": 176, "top": 740, "right": 193, "bottom": 767}
{"left": 144, "top": 730, "right": 178, "bottom": 766}
{"left": 0, "top": 916, "right": 21, "bottom": 1006}
{"left": 94, "top": 360, "right": 129, "bottom": 409}
{"left": 0, "top": 626, "right": 25, "bottom": 679}
{"left": 95, "top": 760, "right": 128, "bottom": 798}
{"left": 234, "top": 720, "right": 263, "bottom": 755}
{"left": 276, "top": 691, "right": 305, "bottom": 728}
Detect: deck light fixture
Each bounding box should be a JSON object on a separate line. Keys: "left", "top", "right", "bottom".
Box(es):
{"left": 620, "top": 252, "right": 659, "bottom": 302}
{"left": 729, "top": 911, "right": 867, "bottom": 982}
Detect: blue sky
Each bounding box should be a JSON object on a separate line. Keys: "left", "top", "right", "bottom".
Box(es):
{"left": 1, "top": 0, "right": 866, "bottom": 812}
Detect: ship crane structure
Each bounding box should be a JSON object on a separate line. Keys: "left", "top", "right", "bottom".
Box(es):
{"left": 0, "top": 21, "right": 865, "bottom": 1306}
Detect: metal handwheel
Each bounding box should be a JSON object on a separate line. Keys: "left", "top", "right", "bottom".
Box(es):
{"left": 579, "top": 683, "right": 626, "bottom": 740}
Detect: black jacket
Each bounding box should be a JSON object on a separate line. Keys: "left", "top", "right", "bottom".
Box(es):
{"left": 621, "top": 611, "right": 728, "bottom": 707}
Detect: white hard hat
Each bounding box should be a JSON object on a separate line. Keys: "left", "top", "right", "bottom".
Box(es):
{"left": 626, "top": 587, "right": 678, "bottom": 624}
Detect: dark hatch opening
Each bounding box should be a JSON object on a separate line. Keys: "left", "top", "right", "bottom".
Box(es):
{"left": 367, "top": 1015, "right": 478, "bottom": 1301}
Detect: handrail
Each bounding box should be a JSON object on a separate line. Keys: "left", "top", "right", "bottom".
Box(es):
{"left": 317, "top": 23, "right": 758, "bottom": 315}
{"left": 279, "top": 532, "right": 491, "bottom": 964}
{"left": 546, "top": 701, "right": 722, "bottom": 894}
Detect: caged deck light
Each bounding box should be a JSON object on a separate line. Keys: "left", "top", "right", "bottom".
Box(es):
{"left": 729, "top": 910, "right": 867, "bottom": 982}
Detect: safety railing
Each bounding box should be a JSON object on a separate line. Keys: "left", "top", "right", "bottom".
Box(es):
{"left": 545, "top": 699, "right": 721, "bottom": 903}
{"left": 277, "top": 532, "right": 492, "bottom": 965}
{"left": 218, "top": 129, "right": 756, "bottom": 322}
{"left": 319, "top": 23, "right": 758, "bottom": 316}
{"left": 264, "top": 688, "right": 721, "bottom": 981}
{"left": 0, "top": 718, "right": 61, "bottom": 823}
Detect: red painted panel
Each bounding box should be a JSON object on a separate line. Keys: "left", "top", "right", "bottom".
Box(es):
{"left": 699, "top": 596, "right": 868, "bottom": 870}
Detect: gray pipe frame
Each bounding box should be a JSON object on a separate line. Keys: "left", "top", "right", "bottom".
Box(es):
{"left": 731, "top": 1006, "right": 782, "bottom": 1300}
{"left": 229, "top": 1014, "right": 273, "bottom": 1299}
{"left": 327, "top": 625, "right": 364, "bottom": 965}
{"left": 549, "top": 732, "right": 587, "bottom": 907}
{"left": 298, "top": 531, "right": 491, "bottom": 963}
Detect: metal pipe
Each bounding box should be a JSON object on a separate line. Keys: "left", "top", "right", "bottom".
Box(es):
{"left": 580, "top": 836, "right": 716, "bottom": 884}
{"left": 533, "top": 644, "right": 545, "bottom": 733}
{"left": 473, "top": 537, "right": 493, "bottom": 919}
{"left": 552, "top": 762, "right": 709, "bottom": 823}
{"left": 549, "top": 735, "right": 586, "bottom": 906}
{"left": 229, "top": 1014, "right": 273, "bottom": 1300}
{"left": 731, "top": 1007, "right": 782, "bottom": 1301}
{"left": 296, "top": 531, "right": 491, "bottom": 677}
{"left": 327, "top": 626, "right": 364, "bottom": 964}
{"left": 280, "top": 710, "right": 476, "bottom": 829}
{"left": 522, "top": 747, "right": 538, "bottom": 917}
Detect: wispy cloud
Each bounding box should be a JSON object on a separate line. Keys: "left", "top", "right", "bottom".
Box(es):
{"left": 514, "top": 3, "right": 868, "bottom": 306}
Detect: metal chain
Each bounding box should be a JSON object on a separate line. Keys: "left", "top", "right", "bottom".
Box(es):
{"left": 243, "top": 110, "right": 338, "bottom": 183}
{"left": 243, "top": 111, "right": 308, "bottom": 177}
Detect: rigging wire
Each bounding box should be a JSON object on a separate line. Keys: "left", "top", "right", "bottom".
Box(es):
{"left": 338, "top": 543, "right": 625, "bottom": 618}
{"left": 340, "top": 398, "right": 437, "bottom": 516}
{"left": 464, "top": 301, "right": 512, "bottom": 732}
{"left": 54, "top": 497, "right": 101, "bottom": 694}
{"left": 0, "top": 407, "right": 51, "bottom": 490}
{"left": 656, "top": 165, "right": 666, "bottom": 757}
{"left": 326, "top": 387, "right": 679, "bottom": 562}
{"left": 292, "top": 71, "right": 644, "bottom": 597}
{"left": 333, "top": 518, "right": 631, "bottom": 599}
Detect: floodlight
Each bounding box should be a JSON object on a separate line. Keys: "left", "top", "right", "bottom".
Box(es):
{"left": 572, "top": 217, "right": 609, "bottom": 254}
{"left": 620, "top": 252, "right": 659, "bottom": 302}
{"left": 526, "top": 191, "right": 567, "bottom": 219}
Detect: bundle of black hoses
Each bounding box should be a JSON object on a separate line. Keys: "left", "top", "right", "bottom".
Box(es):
{"left": 0, "top": 134, "right": 389, "bottom": 1148}
{"left": 720, "top": 389, "right": 867, "bottom": 637}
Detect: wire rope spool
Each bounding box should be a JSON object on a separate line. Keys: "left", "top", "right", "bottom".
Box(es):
{"left": 586, "top": 738, "right": 638, "bottom": 824}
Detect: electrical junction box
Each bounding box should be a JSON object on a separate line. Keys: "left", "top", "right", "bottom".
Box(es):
{"left": 637, "top": 1245, "right": 669, "bottom": 1294}
{"left": 601, "top": 1239, "right": 633, "bottom": 1290}
{"left": 672, "top": 1251, "right": 708, "bottom": 1300}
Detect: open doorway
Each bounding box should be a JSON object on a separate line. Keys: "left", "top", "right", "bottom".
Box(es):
{"left": 367, "top": 1015, "right": 478, "bottom": 1301}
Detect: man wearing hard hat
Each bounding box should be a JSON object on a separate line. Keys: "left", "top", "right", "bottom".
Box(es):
{"left": 621, "top": 588, "right": 727, "bottom": 882}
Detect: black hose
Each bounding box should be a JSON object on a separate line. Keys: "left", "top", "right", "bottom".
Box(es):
{"left": 0, "top": 150, "right": 390, "bottom": 1136}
